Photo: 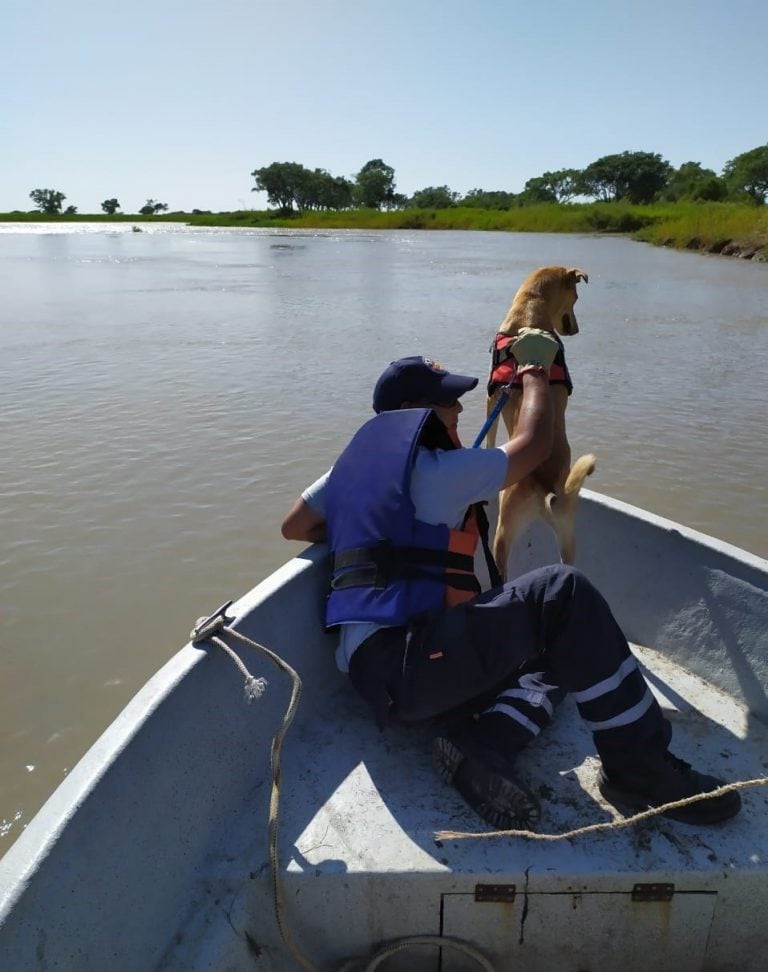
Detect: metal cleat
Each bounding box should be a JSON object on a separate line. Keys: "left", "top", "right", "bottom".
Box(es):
{"left": 190, "top": 600, "right": 235, "bottom": 642}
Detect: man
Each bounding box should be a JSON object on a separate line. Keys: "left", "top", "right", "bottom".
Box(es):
{"left": 282, "top": 331, "right": 741, "bottom": 830}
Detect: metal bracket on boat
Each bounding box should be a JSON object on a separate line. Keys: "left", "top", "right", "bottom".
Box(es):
{"left": 475, "top": 884, "right": 516, "bottom": 903}
{"left": 631, "top": 883, "right": 674, "bottom": 902}
{"left": 190, "top": 600, "right": 235, "bottom": 642}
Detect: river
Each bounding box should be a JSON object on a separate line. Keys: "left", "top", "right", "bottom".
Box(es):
{"left": 1, "top": 222, "right": 766, "bottom": 849}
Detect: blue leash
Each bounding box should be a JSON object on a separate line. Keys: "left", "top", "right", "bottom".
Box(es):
{"left": 471, "top": 388, "right": 510, "bottom": 449}
{"left": 468, "top": 385, "right": 510, "bottom": 588}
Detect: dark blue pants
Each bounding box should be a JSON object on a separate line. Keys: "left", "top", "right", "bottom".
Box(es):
{"left": 365, "top": 565, "right": 668, "bottom": 773}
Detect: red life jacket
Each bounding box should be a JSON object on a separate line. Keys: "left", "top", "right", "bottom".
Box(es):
{"left": 487, "top": 332, "right": 573, "bottom": 397}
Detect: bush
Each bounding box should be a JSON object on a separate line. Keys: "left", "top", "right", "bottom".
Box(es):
{"left": 584, "top": 206, "right": 656, "bottom": 232}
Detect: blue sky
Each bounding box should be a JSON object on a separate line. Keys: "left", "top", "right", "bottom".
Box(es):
{"left": 3, "top": 0, "right": 767, "bottom": 214}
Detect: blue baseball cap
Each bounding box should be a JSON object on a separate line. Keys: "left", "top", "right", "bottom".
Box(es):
{"left": 372, "top": 356, "right": 479, "bottom": 413}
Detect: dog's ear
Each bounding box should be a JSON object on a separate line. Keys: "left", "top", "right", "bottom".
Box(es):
{"left": 567, "top": 268, "right": 588, "bottom": 284}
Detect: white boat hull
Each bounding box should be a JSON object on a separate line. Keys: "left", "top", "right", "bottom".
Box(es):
{"left": 1, "top": 490, "right": 767, "bottom": 971}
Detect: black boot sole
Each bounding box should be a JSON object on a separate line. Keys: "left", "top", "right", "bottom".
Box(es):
{"left": 433, "top": 735, "right": 541, "bottom": 831}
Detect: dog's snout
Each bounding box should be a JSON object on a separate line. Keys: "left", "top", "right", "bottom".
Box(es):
{"left": 562, "top": 313, "right": 578, "bottom": 335}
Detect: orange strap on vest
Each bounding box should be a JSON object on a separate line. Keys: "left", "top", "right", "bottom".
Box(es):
{"left": 445, "top": 510, "right": 481, "bottom": 607}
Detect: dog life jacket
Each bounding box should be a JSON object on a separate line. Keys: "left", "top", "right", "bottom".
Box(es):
{"left": 325, "top": 408, "right": 489, "bottom": 629}
{"left": 487, "top": 332, "right": 573, "bottom": 397}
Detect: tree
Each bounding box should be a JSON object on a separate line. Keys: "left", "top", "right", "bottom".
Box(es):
{"left": 660, "top": 162, "right": 726, "bottom": 202}
{"left": 253, "top": 158, "right": 397, "bottom": 211}
{"left": 460, "top": 188, "right": 517, "bottom": 209}
{"left": 383, "top": 192, "right": 409, "bottom": 211}
{"left": 580, "top": 151, "right": 672, "bottom": 204}
{"left": 691, "top": 177, "right": 728, "bottom": 202}
{"left": 354, "top": 158, "right": 396, "bottom": 209}
{"left": 518, "top": 177, "right": 557, "bottom": 204}
{"left": 312, "top": 171, "right": 354, "bottom": 211}
{"left": 538, "top": 169, "right": 584, "bottom": 203}
{"left": 294, "top": 168, "right": 342, "bottom": 211}
{"left": 723, "top": 144, "right": 768, "bottom": 204}
{"left": 139, "top": 199, "right": 169, "bottom": 215}
{"left": 409, "top": 185, "right": 459, "bottom": 209}
{"left": 251, "top": 162, "right": 307, "bottom": 212}
{"left": 101, "top": 198, "right": 121, "bottom": 215}
{"left": 252, "top": 163, "right": 357, "bottom": 212}
{"left": 29, "top": 189, "right": 66, "bottom": 213}
{"left": 63, "top": 205, "right": 77, "bottom": 214}
{"left": 291, "top": 168, "right": 316, "bottom": 212}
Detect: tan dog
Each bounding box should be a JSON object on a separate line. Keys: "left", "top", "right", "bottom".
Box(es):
{"left": 486, "top": 266, "right": 596, "bottom": 576}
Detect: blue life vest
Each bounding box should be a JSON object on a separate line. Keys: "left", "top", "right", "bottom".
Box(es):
{"left": 325, "top": 408, "right": 482, "bottom": 628}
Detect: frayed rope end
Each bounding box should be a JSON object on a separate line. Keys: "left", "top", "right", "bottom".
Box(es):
{"left": 244, "top": 676, "right": 268, "bottom": 702}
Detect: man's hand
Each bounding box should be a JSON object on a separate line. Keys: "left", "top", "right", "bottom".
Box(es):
{"left": 510, "top": 327, "right": 560, "bottom": 371}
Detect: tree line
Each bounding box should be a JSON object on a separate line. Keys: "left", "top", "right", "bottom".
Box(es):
{"left": 26, "top": 190, "right": 170, "bottom": 216}
{"left": 253, "top": 145, "right": 768, "bottom": 212}
{"left": 21, "top": 144, "right": 768, "bottom": 216}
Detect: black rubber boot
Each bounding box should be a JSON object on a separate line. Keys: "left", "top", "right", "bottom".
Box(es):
{"left": 433, "top": 727, "right": 541, "bottom": 830}
{"left": 599, "top": 751, "right": 742, "bottom": 825}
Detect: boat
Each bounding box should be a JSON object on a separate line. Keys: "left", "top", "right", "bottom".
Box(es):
{"left": 1, "top": 489, "right": 767, "bottom": 971}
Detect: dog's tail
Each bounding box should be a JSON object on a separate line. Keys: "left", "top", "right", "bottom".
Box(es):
{"left": 545, "top": 453, "right": 596, "bottom": 515}
{"left": 564, "top": 453, "right": 597, "bottom": 496}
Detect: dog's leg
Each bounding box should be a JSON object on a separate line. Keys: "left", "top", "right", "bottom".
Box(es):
{"left": 546, "top": 499, "right": 577, "bottom": 566}
{"left": 545, "top": 453, "right": 596, "bottom": 564}
{"left": 490, "top": 394, "right": 529, "bottom": 578}
{"left": 493, "top": 483, "right": 541, "bottom": 581}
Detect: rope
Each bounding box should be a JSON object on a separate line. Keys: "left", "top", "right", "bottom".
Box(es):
{"left": 193, "top": 612, "right": 764, "bottom": 968}
{"left": 194, "top": 612, "right": 496, "bottom": 972}
{"left": 205, "top": 632, "right": 267, "bottom": 701}
{"left": 191, "top": 614, "right": 317, "bottom": 972}
{"left": 436, "top": 777, "right": 768, "bottom": 842}
{"left": 340, "top": 934, "right": 496, "bottom": 971}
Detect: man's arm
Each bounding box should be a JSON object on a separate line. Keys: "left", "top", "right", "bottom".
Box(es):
{"left": 281, "top": 470, "right": 329, "bottom": 543}
{"left": 499, "top": 371, "right": 554, "bottom": 489}
{"left": 281, "top": 496, "right": 327, "bottom": 543}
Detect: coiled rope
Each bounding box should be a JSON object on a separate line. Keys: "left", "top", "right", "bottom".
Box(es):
{"left": 339, "top": 935, "right": 496, "bottom": 971}
{"left": 192, "top": 607, "right": 498, "bottom": 972}
{"left": 193, "top": 610, "right": 497, "bottom": 971}
{"left": 192, "top": 606, "right": 315, "bottom": 972}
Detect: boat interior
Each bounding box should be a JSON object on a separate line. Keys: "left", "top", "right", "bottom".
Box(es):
{"left": 1, "top": 492, "right": 767, "bottom": 971}
{"left": 186, "top": 510, "right": 768, "bottom": 972}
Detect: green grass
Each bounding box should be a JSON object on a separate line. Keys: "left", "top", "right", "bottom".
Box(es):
{"left": 3, "top": 203, "right": 767, "bottom": 257}
{"left": 184, "top": 202, "right": 656, "bottom": 233}
{"left": 631, "top": 202, "right": 768, "bottom": 256}
{"left": 0, "top": 211, "right": 189, "bottom": 223}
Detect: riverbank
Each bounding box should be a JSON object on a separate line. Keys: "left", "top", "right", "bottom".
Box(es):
{"left": 3, "top": 202, "right": 767, "bottom": 260}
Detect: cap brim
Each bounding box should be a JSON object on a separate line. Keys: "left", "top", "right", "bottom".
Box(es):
{"left": 436, "top": 372, "right": 478, "bottom": 402}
